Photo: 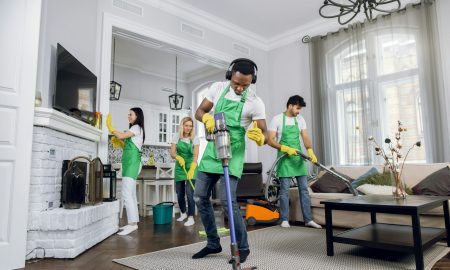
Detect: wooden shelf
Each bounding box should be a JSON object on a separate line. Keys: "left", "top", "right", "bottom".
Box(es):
{"left": 334, "top": 223, "right": 446, "bottom": 252}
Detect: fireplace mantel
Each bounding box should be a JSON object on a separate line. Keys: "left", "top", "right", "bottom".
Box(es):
{"left": 34, "top": 107, "right": 103, "bottom": 142}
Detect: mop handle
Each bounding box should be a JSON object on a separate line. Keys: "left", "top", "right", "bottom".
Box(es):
{"left": 295, "top": 150, "right": 359, "bottom": 196}
{"left": 182, "top": 166, "right": 195, "bottom": 190}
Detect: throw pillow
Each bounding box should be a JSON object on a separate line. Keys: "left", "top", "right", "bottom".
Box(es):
{"left": 351, "top": 167, "right": 379, "bottom": 188}
{"left": 310, "top": 168, "right": 354, "bottom": 193}
{"left": 356, "top": 184, "right": 392, "bottom": 195}
{"left": 412, "top": 166, "right": 450, "bottom": 196}
{"left": 359, "top": 171, "right": 413, "bottom": 195}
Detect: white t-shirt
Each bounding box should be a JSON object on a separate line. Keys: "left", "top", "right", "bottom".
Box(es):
{"left": 171, "top": 134, "right": 200, "bottom": 145}
{"left": 204, "top": 81, "right": 266, "bottom": 128}
{"left": 129, "top": 124, "right": 144, "bottom": 151}
{"left": 269, "top": 113, "right": 307, "bottom": 143}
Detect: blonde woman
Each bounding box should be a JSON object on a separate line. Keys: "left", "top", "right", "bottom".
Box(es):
{"left": 170, "top": 117, "right": 199, "bottom": 226}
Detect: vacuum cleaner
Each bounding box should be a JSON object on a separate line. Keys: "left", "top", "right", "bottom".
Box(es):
{"left": 245, "top": 150, "right": 359, "bottom": 226}
{"left": 212, "top": 112, "right": 257, "bottom": 270}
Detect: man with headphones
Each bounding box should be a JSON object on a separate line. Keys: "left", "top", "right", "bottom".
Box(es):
{"left": 193, "top": 58, "right": 267, "bottom": 263}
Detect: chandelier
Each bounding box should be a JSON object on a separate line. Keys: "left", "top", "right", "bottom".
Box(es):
{"left": 169, "top": 55, "right": 184, "bottom": 110}
{"left": 319, "top": 0, "right": 402, "bottom": 25}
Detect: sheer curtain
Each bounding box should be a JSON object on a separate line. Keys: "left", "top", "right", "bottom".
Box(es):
{"left": 309, "top": 0, "right": 447, "bottom": 165}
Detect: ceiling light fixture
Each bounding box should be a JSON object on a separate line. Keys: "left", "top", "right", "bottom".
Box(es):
{"left": 110, "top": 37, "right": 122, "bottom": 101}
{"left": 319, "top": 0, "right": 402, "bottom": 25}
{"left": 169, "top": 55, "right": 184, "bottom": 110}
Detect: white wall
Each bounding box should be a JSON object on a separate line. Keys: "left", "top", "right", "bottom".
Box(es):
{"left": 36, "top": 0, "right": 98, "bottom": 107}
{"left": 115, "top": 65, "right": 191, "bottom": 108}
{"left": 256, "top": 42, "right": 313, "bottom": 174}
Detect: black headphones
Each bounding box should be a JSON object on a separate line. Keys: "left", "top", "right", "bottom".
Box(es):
{"left": 225, "top": 58, "right": 258, "bottom": 84}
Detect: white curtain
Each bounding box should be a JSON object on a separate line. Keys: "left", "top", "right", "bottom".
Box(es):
{"left": 309, "top": 0, "right": 447, "bottom": 165}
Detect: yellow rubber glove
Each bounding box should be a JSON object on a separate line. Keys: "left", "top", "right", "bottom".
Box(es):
{"left": 202, "top": 113, "right": 215, "bottom": 133}
{"left": 111, "top": 136, "right": 124, "bottom": 149}
{"left": 106, "top": 114, "right": 116, "bottom": 133}
{"left": 280, "top": 145, "right": 298, "bottom": 156}
{"left": 247, "top": 121, "right": 265, "bottom": 146}
{"left": 175, "top": 155, "right": 185, "bottom": 167}
{"left": 307, "top": 148, "right": 318, "bottom": 163}
{"left": 187, "top": 162, "right": 197, "bottom": 180}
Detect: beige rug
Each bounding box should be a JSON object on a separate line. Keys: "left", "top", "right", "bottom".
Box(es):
{"left": 113, "top": 226, "right": 449, "bottom": 270}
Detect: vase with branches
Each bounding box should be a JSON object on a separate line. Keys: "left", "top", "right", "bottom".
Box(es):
{"left": 368, "top": 120, "right": 421, "bottom": 198}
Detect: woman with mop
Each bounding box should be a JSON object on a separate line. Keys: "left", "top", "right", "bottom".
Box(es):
{"left": 170, "top": 116, "right": 199, "bottom": 227}
{"left": 107, "top": 108, "right": 145, "bottom": 235}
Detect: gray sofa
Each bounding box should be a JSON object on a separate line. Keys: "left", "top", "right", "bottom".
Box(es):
{"left": 289, "top": 163, "right": 450, "bottom": 228}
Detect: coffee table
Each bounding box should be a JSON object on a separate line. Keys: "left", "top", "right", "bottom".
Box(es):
{"left": 321, "top": 195, "right": 450, "bottom": 270}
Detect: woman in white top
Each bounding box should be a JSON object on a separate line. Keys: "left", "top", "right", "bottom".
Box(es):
{"left": 107, "top": 107, "right": 145, "bottom": 235}
{"left": 170, "top": 117, "right": 199, "bottom": 226}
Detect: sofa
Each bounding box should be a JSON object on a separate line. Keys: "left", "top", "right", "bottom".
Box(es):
{"left": 289, "top": 163, "right": 450, "bottom": 228}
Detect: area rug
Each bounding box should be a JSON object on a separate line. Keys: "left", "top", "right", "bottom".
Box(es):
{"left": 113, "top": 226, "right": 449, "bottom": 270}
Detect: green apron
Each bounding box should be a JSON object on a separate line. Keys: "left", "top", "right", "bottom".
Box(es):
{"left": 122, "top": 137, "right": 142, "bottom": 179}
{"left": 276, "top": 113, "right": 308, "bottom": 177}
{"left": 198, "top": 85, "right": 248, "bottom": 179}
{"left": 174, "top": 139, "right": 198, "bottom": 181}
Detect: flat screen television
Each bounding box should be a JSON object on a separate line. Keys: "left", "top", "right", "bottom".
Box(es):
{"left": 54, "top": 43, "right": 97, "bottom": 122}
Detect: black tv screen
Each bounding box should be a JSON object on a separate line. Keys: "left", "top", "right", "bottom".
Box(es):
{"left": 54, "top": 43, "right": 97, "bottom": 120}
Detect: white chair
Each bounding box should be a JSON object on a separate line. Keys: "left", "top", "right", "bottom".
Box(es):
{"left": 142, "top": 163, "right": 176, "bottom": 217}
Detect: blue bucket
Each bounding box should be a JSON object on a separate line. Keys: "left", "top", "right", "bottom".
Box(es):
{"left": 153, "top": 202, "right": 174, "bottom": 224}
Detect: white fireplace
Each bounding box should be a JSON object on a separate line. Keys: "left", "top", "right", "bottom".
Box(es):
{"left": 26, "top": 108, "right": 119, "bottom": 259}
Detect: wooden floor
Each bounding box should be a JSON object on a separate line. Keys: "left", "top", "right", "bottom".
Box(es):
{"left": 23, "top": 212, "right": 450, "bottom": 270}
{"left": 23, "top": 210, "right": 268, "bottom": 270}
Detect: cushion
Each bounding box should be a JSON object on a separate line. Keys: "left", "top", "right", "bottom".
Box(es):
{"left": 359, "top": 171, "right": 413, "bottom": 194}
{"left": 351, "top": 167, "right": 379, "bottom": 188}
{"left": 412, "top": 166, "right": 450, "bottom": 196}
{"left": 357, "top": 171, "right": 392, "bottom": 187}
{"left": 357, "top": 184, "right": 393, "bottom": 195}
{"left": 310, "top": 168, "right": 354, "bottom": 193}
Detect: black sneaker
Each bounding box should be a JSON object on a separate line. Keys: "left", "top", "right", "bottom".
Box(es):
{"left": 192, "top": 246, "right": 222, "bottom": 259}
{"left": 228, "top": 249, "right": 250, "bottom": 264}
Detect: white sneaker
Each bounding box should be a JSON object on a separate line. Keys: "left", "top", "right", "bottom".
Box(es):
{"left": 177, "top": 212, "right": 187, "bottom": 222}
{"left": 117, "top": 224, "right": 138, "bottom": 235}
{"left": 184, "top": 216, "right": 195, "bottom": 226}
{"left": 280, "top": 221, "right": 290, "bottom": 228}
{"left": 306, "top": 221, "right": 322, "bottom": 229}
{"left": 119, "top": 224, "right": 131, "bottom": 230}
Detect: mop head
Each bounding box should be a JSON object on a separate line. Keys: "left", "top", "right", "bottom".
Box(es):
{"left": 199, "top": 227, "right": 230, "bottom": 237}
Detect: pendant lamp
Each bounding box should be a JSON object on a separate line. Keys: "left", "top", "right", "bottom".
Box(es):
{"left": 169, "top": 55, "right": 184, "bottom": 110}
{"left": 110, "top": 37, "right": 121, "bottom": 101}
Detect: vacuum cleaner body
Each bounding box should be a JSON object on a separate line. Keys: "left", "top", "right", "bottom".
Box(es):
{"left": 245, "top": 200, "right": 280, "bottom": 226}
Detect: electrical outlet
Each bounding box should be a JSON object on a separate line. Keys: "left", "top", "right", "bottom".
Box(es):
{"left": 47, "top": 201, "right": 54, "bottom": 209}
{"left": 49, "top": 148, "right": 56, "bottom": 159}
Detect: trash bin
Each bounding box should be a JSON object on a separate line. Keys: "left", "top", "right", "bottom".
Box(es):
{"left": 153, "top": 202, "right": 174, "bottom": 225}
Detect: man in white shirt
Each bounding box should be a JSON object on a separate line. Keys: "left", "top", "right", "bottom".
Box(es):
{"left": 193, "top": 58, "right": 268, "bottom": 264}
{"left": 268, "top": 95, "right": 322, "bottom": 229}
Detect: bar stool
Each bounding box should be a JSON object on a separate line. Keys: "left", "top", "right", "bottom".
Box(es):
{"left": 142, "top": 163, "right": 176, "bottom": 217}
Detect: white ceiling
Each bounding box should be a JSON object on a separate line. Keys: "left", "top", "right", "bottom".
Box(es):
{"left": 177, "top": 0, "right": 322, "bottom": 39}
{"left": 113, "top": 34, "right": 224, "bottom": 83}
{"left": 114, "top": 0, "right": 420, "bottom": 80}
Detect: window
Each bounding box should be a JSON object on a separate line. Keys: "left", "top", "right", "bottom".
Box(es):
{"left": 328, "top": 30, "right": 426, "bottom": 165}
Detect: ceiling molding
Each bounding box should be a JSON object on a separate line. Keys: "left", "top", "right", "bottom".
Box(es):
{"left": 186, "top": 68, "right": 223, "bottom": 84}
{"left": 267, "top": 17, "right": 340, "bottom": 50}
{"left": 116, "top": 62, "right": 221, "bottom": 84}
{"left": 138, "top": 0, "right": 269, "bottom": 51}
{"left": 115, "top": 62, "right": 189, "bottom": 83}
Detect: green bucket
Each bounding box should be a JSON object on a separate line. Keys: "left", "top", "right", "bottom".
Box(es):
{"left": 153, "top": 202, "right": 174, "bottom": 225}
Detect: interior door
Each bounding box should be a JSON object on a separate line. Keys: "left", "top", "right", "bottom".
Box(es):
{"left": 0, "top": 0, "right": 42, "bottom": 269}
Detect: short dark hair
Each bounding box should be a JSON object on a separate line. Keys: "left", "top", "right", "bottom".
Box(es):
{"left": 232, "top": 60, "right": 256, "bottom": 77}
{"left": 286, "top": 95, "right": 306, "bottom": 108}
